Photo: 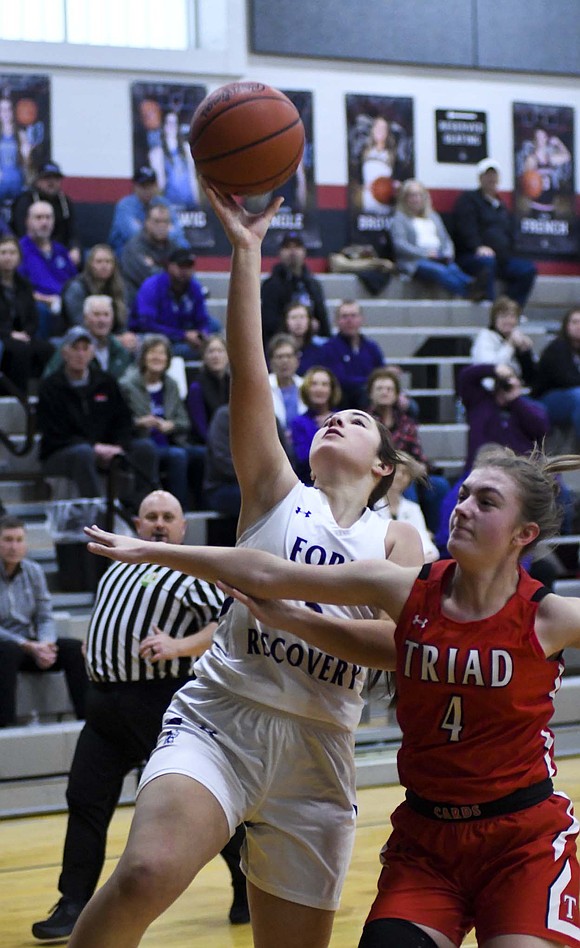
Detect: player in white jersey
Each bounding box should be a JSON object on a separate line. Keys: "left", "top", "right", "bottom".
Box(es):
{"left": 68, "top": 184, "right": 423, "bottom": 948}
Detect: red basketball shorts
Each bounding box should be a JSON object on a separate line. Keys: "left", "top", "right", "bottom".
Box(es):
{"left": 366, "top": 792, "right": 580, "bottom": 946}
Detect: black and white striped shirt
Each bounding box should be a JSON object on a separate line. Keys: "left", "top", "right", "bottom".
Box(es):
{"left": 85, "top": 560, "right": 224, "bottom": 683}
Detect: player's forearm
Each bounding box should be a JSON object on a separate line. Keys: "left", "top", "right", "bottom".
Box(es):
{"left": 226, "top": 246, "right": 264, "bottom": 368}
{"left": 278, "top": 607, "right": 396, "bottom": 669}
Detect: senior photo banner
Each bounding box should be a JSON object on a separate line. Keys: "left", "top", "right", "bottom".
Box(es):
{"left": 249, "top": 89, "right": 321, "bottom": 255}
{"left": 346, "top": 93, "right": 414, "bottom": 246}
{"left": 0, "top": 74, "right": 50, "bottom": 222}
{"left": 131, "top": 82, "right": 215, "bottom": 249}
{"left": 513, "top": 102, "right": 577, "bottom": 257}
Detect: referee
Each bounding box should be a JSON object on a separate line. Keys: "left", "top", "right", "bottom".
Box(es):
{"left": 33, "top": 490, "right": 248, "bottom": 941}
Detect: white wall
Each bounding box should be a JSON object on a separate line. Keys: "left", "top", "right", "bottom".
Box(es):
{"left": 1, "top": 3, "right": 579, "bottom": 190}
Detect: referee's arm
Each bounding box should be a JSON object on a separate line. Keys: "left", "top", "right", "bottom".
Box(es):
{"left": 139, "top": 621, "right": 217, "bottom": 664}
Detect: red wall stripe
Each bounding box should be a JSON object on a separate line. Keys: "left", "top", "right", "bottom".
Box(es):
{"left": 63, "top": 176, "right": 580, "bottom": 276}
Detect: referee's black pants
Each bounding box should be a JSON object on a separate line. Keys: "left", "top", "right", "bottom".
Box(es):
{"left": 59, "top": 679, "right": 245, "bottom": 903}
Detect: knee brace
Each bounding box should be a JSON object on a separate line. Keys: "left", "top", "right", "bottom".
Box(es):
{"left": 358, "top": 917, "right": 440, "bottom": 948}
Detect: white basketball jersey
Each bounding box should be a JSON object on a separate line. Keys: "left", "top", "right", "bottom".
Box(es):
{"left": 194, "top": 482, "right": 390, "bottom": 730}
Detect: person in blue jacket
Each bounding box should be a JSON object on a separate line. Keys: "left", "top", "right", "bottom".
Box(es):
{"left": 130, "top": 248, "right": 220, "bottom": 358}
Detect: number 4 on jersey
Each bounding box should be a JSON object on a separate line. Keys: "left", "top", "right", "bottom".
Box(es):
{"left": 440, "top": 695, "right": 463, "bottom": 742}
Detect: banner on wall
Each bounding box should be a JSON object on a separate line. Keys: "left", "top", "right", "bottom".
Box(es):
{"left": 249, "top": 89, "right": 320, "bottom": 255}
{"left": 131, "top": 82, "right": 214, "bottom": 249}
{"left": 0, "top": 74, "right": 50, "bottom": 217}
{"left": 435, "top": 109, "right": 488, "bottom": 164}
{"left": 513, "top": 102, "right": 577, "bottom": 257}
{"left": 346, "top": 93, "right": 414, "bottom": 246}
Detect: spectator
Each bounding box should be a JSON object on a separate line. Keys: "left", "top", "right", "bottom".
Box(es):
{"left": 471, "top": 294, "right": 537, "bottom": 386}
{"left": 62, "top": 243, "right": 133, "bottom": 349}
{"left": 131, "top": 247, "right": 218, "bottom": 358}
{"left": 120, "top": 335, "right": 203, "bottom": 510}
{"left": 11, "top": 161, "right": 82, "bottom": 266}
{"left": 0, "top": 234, "right": 53, "bottom": 392}
{"left": 260, "top": 231, "right": 330, "bottom": 343}
{"left": 390, "top": 179, "right": 485, "bottom": 299}
{"left": 532, "top": 305, "right": 580, "bottom": 442}
{"left": 267, "top": 332, "right": 307, "bottom": 440}
{"left": 0, "top": 515, "right": 87, "bottom": 728}
{"left": 202, "top": 404, "right": 240, "bottom": 518}
{"left": 37, "top": 325, "right": 158, "bottom": 511}
{"left": 290, "top": 365, "right": 341, "bottom": 484}
{"left": 186, "top": 334, "right": 229, "bottom": 445}
{"left": 375, "top": 452, "right": 439, "bottom": 563}
{"left": 203, "top": 403, "right": 289, "bottom": 520}
{"left": 458, "top": 361, "right": 550, "bottom": 473}
{"left": 31, "top": 490, "right": 247, "bottom": 941}
{"left": 318, "top": 299, "right": 385, "bottom": 408}
{"left": 282, "top": 300, "right": 325, "bottom": 375}
{"left": 18, "top": 200, "right": 77, "bottom": 338}
{"left": 120, "top": 203, "right": 181, "bottom": 308}
{"left": 108, "top": 166, "right": 187, "bottom": 257}
{"left": 367, "top": 366, "right": 449, "bottom": 533}
{"left": 44, "top": 295, "right": 133, "bottom": 380}
{"left": 453, "top": 158, "right": 537, "bottom": 306}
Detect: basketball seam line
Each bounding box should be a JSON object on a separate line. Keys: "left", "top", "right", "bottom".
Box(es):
{"left": 193, "top": 119, "right": 302, "bottom": 163}
{"left": 190, "top": 95, "right": 297, "bottom": 146}
{"left": 204, "top": 145, "right": 304, "bottom": 190}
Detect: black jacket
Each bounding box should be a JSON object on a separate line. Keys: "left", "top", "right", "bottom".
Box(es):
{"left": 532, "top": 337, "right": 580, "bottom": 398}
{"left": 11, "top": 188, "right": 80, "bottom": 252}
{"left": 260, "top": 262, "right": 330, "bottom": 343}
{"left": 37, "top": 365, "right": 133, "bottom": 460}
{"left": 453, "top": 189, "right": 514, "bottom": 263}
{"left": 0, "top": 272, "right": 38, "bottom": 340}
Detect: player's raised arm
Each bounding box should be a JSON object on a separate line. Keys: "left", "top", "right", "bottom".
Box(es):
{"left": 85, "top": 523, "right": 418, "bottom": 619}
{"left": 203, "top": 183, "right": 298, "bottom": 533}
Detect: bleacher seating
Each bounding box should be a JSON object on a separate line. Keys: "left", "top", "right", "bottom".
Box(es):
{"left": 1, "top": 271, "right": 580, "bottom": 816}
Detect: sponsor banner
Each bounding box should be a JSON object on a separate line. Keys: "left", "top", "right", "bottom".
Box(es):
{"left": 435, "top": 109, "right": 488, "bottom": 164}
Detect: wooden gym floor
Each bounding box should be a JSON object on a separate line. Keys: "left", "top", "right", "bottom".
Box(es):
{"left": 4, "top": 758, "right": 580, "bottom": 947}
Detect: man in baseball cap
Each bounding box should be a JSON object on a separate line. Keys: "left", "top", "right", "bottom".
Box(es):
{"left": 60, "top": 325, "right": 93, "bottom": 348}
{"left": 475, "top": 158, "right": 501, "bottom": 177}
{"left": 131, "top": 245, "right": 219, "bottom": 357}
{"left": 452, "top": 157, "right": 537, "bottom": 306}
{"left": 10, "top": 158, "right": 81, "bottom": 265}
{"left": 108, "top": 166, "right": 188, "bottom": 256}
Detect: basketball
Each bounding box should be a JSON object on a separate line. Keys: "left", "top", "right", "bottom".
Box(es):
{"left": 139, "top": 99, "right": 162, "bottom": 131}
{"left": 15, "top": 98, "right": 37, "bottom": 126}
{"left": 189, "top": 81, "right": 305, "bottom": 196}
{"left": 521, "top": 169, "right": 543, "bottom": 200}
{"left": 370, "top": 175, "right": 393, "bottom": 205}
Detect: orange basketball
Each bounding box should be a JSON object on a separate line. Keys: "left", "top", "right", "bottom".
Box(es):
{"left": 521, "top": 169, "right": 543, "bottom": 200}
{"left": 15, "top": 98, "right": 37, "bottom": 126}
{"left": 189, "top": 81, "right": 305, "bottom": 196}
{"left": 140, "top": 99, "right": 162, "bottom": 131}
{"left": 370, "top": 175, "right": 393, "bottom": 206}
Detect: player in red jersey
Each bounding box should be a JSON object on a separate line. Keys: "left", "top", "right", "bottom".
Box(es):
{"left": 85, "top": 444, "right": 580, "bottom": 948}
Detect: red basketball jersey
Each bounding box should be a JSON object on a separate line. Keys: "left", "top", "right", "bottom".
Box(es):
{"left": 395, "top": 560, "right": 563, "bottom": 803}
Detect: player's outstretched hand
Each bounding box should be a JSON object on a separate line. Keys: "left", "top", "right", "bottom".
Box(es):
{"left": 201, "top": 177, "right": 284, "bottom": 249}
{"left": 84, "top": 524, "right": 145, "bottom": 563}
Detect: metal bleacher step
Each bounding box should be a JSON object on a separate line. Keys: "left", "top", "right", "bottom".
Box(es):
{"left": 418, "top": 423, "right": 468, "bottom": 460}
